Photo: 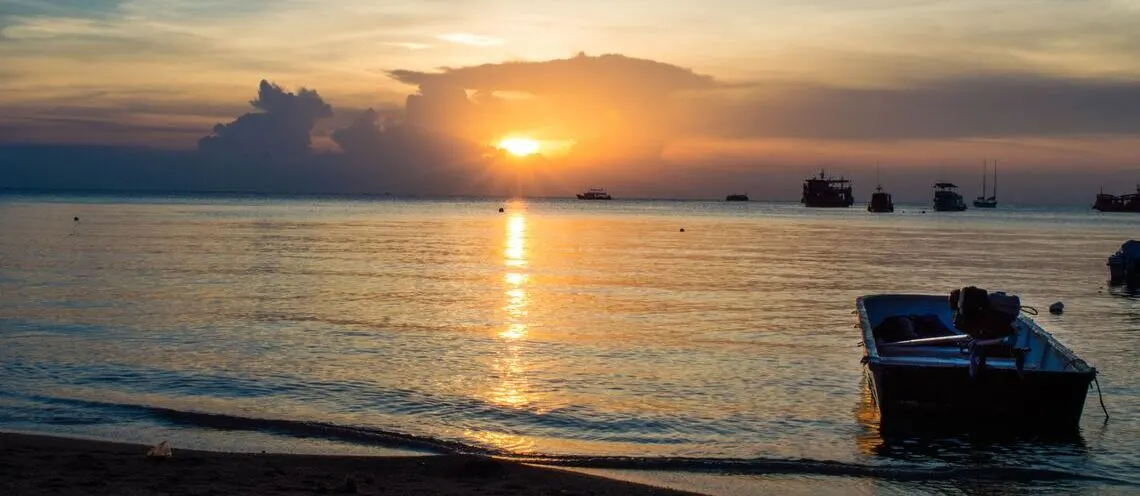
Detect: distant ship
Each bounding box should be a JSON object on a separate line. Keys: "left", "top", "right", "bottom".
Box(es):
{"left": 1094, "top": 185, "right": 1140, "bottom": 212}
{"left": 933, "top": 182, "right": 968, "bottom": 211}
{"left": 577, "top": 188, "right": 612, "bottom": 200}
{"left": 973, "top": 160, "right": 997, "bottom": 208}
{"left": 725, "top": 193, "right": 749, "bottom": 201}
{"left": 801, "top": 170, "right": 854, "bottom": 207}
{"left": 867, "top": 185, "right": 894, "bottom": 213}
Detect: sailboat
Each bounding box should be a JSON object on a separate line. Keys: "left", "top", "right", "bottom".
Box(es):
{"left": 974, "top": 160, "right": 997, "bottom": 208}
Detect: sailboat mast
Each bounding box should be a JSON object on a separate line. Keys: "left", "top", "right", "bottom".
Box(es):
{"left": 993, "top": 160, "right": 998, "bottom": 200}
{"left": 981, "top": 159, "right": 987, "bottom": 196}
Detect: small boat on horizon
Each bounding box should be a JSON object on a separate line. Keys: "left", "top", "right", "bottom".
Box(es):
{"left": 725, "top": 193, "right": 749, "bottom": 201}
{"left": 858, "top": 289, "right": 1098, "bottom": 429}
{"left": 933, "top": 182, "right": 968, "bottom": 211}
{"left": 577, "top": 188, "right": 612, "bottom": 200}
{"left": 867, "top": 166, "right": 893, "bottom": 213}
{"left": 801, "top": 170, "right": 854, "bottom": 208}
{"left": 973, "top": 160, "right": 997, "bottom": 208}
{"left": 867, "top": 185, "right": 894, "bottom": 213}
{"left": 1093, "top": 184, "right": 1140, "bottom": 212}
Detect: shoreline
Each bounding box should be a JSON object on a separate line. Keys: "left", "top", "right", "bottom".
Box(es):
{"left": 0, "top": 432, "right": 697, "bottom": 495}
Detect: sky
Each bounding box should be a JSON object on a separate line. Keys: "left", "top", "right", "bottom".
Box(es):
{"left": 2, "top": 0, "right": 1140, "bottom": 202}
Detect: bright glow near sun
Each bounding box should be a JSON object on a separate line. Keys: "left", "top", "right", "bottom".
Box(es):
{"left": 498, "top": 137, "right": 540, "bottom": 157}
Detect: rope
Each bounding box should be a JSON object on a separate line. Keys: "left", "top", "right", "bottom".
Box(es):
{"left": 1020, "top": 306, "right": 1039, "bottom": 316}
{"left": 1094, "top": 373, "right": 1110, "bottom": 421}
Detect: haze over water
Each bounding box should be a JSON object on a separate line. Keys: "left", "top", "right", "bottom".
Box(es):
{"left": 1, "top": 193, "right": 1139, "bottom": 494}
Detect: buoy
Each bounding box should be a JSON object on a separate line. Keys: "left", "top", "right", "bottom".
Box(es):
{"left": 498, "top": 207, "right": 504, "bottom": 213}
{"left": 1049, "top": 302, "right": 1064, "bottom": 315}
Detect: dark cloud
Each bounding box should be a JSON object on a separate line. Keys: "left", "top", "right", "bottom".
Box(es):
{"left": 198, "top": 80, "right": 332, "bottom": 157}
{"left": 389, "top": 53, "right": 719, "bottom": 161}
{"left": 695, "top": 75, "right": 1140, "bottom": 140}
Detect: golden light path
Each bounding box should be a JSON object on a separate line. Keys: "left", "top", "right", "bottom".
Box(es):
{"left": 492, "top": 206, "right": 531, "bottom": 409}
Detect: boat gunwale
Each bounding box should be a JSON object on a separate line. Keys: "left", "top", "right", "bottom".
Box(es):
{"left": 857, "top": 294, "right": 1095, "bottom": 375}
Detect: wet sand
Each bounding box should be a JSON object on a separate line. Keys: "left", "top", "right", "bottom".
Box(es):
{"left": 0, "top": 432, "right": 695, "bottom": 495}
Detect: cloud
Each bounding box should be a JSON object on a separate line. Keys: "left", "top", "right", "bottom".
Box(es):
{"left": 691, "top": 75, "right": 1140, "bottom": 140}
{"left": 387, "top": 53, "right": 720, "bottom": 162}
{"left": 389, "top": 53, "right": 717, "bottom": 96}
{"left": 436, "top": 32, "right": 503, "bottom": 46}
{"left": 384, "top": 42, "right": 432, "bottom": 50}
{"left": 198, "top": 80, "right": 333, "bottom": 157}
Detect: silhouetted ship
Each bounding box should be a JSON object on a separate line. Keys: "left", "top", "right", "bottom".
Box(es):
{"left": 973, "top": 160, "right": 997, "bottom": 208}
{"left": 577, "top": 188, "right": 612, "bottom": 200}
{"left": 933, "top": 182, "right": 967, "bottom": 211}
{"left": 801, "top": 170, "right": 854, "bottom": 207}
{"left": 867, "top": 185, "right": 894, "bottom": 213}
{"left": 1093, "top": 185, "right": 1140, "bottom": 212}
{"left": 725, "top": 193, "right": 749, "bottom": 201}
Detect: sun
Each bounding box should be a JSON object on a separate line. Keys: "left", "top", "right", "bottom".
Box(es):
{"left": 498, "top": 137, "right": 540, "bottom": 157}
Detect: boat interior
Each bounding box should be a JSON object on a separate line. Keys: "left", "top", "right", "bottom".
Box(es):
{"left": 859, "top": 294, "right": 1088, "bottom": 373}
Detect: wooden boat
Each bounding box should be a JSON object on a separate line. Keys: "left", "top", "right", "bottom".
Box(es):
{"left": 867, "top": 185, "right": 894, "bottom": 213}
{"left": 933, "top": 182, "right": 968, "bottom": 211}
{"left": 801, "top": 170, "right": 854, "bottom": 207}
{"left": 857, "top": 291, "right": 1097, "bottom": 429}
{"left": 1094, "top": 184, "right": 1140, "bottom": 212}
{"left": 576, "top": 188, "right": 612, "bottom": 200}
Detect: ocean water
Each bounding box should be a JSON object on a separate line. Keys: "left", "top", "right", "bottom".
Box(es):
{"left": 1, "top": 192, "right": 1138, "bottom": 494}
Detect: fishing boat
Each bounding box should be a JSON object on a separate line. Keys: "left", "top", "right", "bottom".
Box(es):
{"left": 725, "top": 193, "right": 749, "bottom": 202}
{"left": 973, "top": 160, "right": 997, "bottom": 208}
{"left": 1093, "top": 185, "right": 1140, "bottom": 212}
{"left": 866, "top": 166, "right": 893, "bottom": 213}
{"left": 1108, "top": 240, "right": 1140, "bottom": 284}
{"left": 932, "top": 183, "right": 967, "bottom": 211}
{"left": 576, "top": 188, "right": 612, "bottom": 200}
{"left": 857, "top": 289, "right": 1098, "bottom": 428}
{"left": 801, "top": 170, "right": 854, "bottom": 207}
{"left": 867, "top": 185, "right": 894, "bottom": 213}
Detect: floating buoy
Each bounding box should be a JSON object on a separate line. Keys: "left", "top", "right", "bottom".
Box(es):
{"left": 1049, "top": 302, "right": 1064, "bottom": 315}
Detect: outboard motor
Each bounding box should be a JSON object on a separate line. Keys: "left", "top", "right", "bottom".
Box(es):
{"left": 949, "top": 286, "right": 1020, "bottom": 339}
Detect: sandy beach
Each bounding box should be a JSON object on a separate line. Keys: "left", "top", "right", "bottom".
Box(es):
{"left": 0, "top": 432, "right": 694, "bottom": 495}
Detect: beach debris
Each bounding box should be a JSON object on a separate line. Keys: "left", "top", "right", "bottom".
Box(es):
{"left": 1050, "top": 302, "right": 1064, "bottom": 314}
{"left": 146, "top": 440, "right": 172, "bottom": 458}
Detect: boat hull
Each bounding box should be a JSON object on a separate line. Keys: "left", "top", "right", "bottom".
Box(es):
{"left": 972, "top": 201, "right": 997, "bottom": 208}
{"left": 865, "top": 361, "right": 1094, "bottom": 428}
{"left": 804, "top": 199, "right": 854, "bottom": 208}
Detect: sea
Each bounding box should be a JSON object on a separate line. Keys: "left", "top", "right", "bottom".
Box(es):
{"left": 1, "top": 192, "right": 1138, "bottom": 495}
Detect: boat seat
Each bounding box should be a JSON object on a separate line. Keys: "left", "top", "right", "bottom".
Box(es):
{"left": 873, "top": 313, "right": 958, "bottom": 344}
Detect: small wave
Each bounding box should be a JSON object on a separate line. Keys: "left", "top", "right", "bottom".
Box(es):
{"left": 2, "top": 392, "right": 1131, "bottom": 486}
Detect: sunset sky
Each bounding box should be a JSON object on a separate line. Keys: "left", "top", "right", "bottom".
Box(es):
{"left": 2, "top": 0, "right": 1140, "bottom": 201}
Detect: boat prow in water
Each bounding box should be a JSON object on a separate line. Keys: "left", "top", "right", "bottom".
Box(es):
{"left": 857, "top": 289, "right": 1097, "bottom": 429}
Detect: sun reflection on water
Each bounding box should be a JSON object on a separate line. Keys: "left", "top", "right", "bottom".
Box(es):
{"left": 490, "top": 207, "right": 533, "bottom": 412}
